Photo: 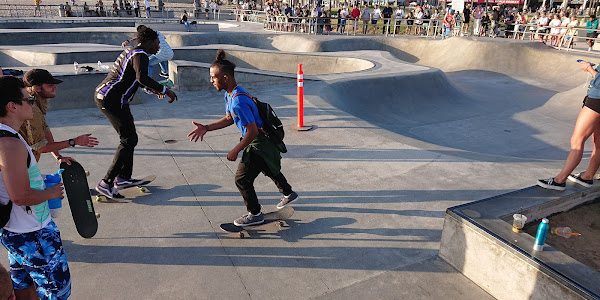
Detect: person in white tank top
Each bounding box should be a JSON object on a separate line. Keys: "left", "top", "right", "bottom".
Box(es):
{"left": 0, "top": 76, "right": 71, "bottom": 300}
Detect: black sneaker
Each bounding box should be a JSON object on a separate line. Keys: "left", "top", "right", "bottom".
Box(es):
{"left": 233, "top": 212, "right": 264, "bottom": 227}
{"left": 114, "top": 176, "right": 147, "bottom": 190}
{"left": 277, "top": 191, "right": 299, "bottom": 209}
{"left": 95, "top": 180, "right": 125, "bottom": 199}
{"left": 537, "top": 178, "right": 566, "bottom": 191}
{"left": 568, "top": 173, "right": 593, "bottom": 187}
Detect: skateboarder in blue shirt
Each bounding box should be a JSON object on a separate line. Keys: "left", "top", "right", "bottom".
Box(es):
{"left": 188, "top": 49, "right": 299, "bottom": 226}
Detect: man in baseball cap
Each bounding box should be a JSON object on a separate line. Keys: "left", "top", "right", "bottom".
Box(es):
{"left": 19, "top": 69, "right": 98, "bottom": 164}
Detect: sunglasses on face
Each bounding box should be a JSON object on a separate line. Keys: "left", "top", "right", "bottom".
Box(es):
{"left": 21, "top": 96, "right": 35, "bottom": 106}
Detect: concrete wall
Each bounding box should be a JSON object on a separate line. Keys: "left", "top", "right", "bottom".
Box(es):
{"left": 134, "top": 22, "right": 219, "bottom": 32}
{"left": 169, "top": 60, "right": 295, "bottom": 91}
{"left": 170, "top": 48, "right": 374, "bottom": 75}
{"left": 439, "top": 212, "right": 587, "bottom": 300}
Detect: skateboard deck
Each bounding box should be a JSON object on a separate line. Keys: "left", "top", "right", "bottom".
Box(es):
{"left": 220, "top": 206, "right": 294, "bottom": 238}
{"left": 94, "top": 175, "right": 156, "bottom": 202}
{"left": 60, "top": 161, "right": 98, "bottom": 238}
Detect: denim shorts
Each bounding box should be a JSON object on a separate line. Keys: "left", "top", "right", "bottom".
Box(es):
{"left": 0, "top": 221, "right": 71, "bottom": 300}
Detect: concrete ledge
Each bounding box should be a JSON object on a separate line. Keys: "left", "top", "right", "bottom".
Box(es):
{"left": 439, "top": 185, "right": 600, "bottom": 300}
{"left": 134, "top": 22, "right": 219, "bottom": 32}
{"left": 169, "top": 60, "right": 296, "bottom": 91}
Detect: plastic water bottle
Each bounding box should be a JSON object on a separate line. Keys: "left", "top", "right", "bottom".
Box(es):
{"left": 552, "top": 227, "right": 573, "bottom": 239}
{"left": 533, "top": 218, "right": 549, "bottom": 251}
{"left": 44, "top": 169, "right": 64, "bottom": 218}
{"left": 97, "top": 60, "right": 102, "bottom": 71}
{"left": 73, "top": 61, "right": 79, "bottom": 74}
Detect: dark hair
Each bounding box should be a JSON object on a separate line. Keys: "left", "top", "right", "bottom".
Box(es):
{"left": 137, "top": 27, "right": 158, "bottom": 45}
{"left": 211, "top": 49, "right": 236, "bottom": 77}
{"left": 591, "top": 15, "right": 596, "bottom": 20}
{"left": 0, "top": 76, "right": 25, "bottom": 117}
{"left": 136, "top": 24, "right": 147, "bottom": 32}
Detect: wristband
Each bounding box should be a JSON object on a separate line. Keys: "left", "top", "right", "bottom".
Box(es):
{"left": 56, "top": 155, "right": 63, "bottom": 160}
{"left": 69, "top": 138, "right": 76, "bottom": 147}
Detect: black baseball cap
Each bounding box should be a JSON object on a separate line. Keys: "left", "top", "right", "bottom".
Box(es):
{"left": 23, "top": 69, "right": 63, "bottom": 87}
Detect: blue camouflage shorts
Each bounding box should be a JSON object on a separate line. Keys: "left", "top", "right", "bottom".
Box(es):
{"left": 0, "top": 221, "right": 71, "bottom": 300}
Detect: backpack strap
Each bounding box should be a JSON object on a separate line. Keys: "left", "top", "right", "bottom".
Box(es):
{"left": 230, "top": 92, "right": 269, "bottom": 137}
{"left": 0, "top": 130, "right": 31, "bottom": 168}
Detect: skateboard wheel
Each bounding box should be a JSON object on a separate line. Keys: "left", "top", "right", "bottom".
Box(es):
{"left": 138, "top": 187, "right": 148, "bottom": 193}
{"left": 85, "top": 170, "right": 90, "bottom": 176}
{"left": 95, "top": 196, "right": 102, "bottom": 202}
{"left": 95, "top": 213, "right": 100, "bottom": 219}
{"left": 239, "top": 232, "right": 245, "bottom": 238}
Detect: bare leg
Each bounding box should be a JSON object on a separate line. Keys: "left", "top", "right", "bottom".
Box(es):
{"left": 580, "top": 127, "right": 600, "bottom": 180}
{"left": 15, "top": 286, "right": 40, "bottom": 300}
{"left": 554, "top": 107, "right": 600, "bottom": 183}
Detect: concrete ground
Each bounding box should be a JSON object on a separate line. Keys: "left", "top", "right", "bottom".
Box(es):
{"left": 1, "top": 18, "right": 599, "bottom": 299}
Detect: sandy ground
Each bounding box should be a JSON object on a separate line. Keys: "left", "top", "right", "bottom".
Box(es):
{"left": 524, "top": 200, "right": 600, "bottom": 273}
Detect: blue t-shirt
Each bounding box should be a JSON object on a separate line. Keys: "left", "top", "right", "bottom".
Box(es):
{"left": 225, "top": 86, "right": 263, "bottom": 137}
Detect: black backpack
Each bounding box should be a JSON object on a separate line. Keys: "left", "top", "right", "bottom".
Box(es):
{"left": 0, "top": 130, "right": 32, "bottom": 228}
{"left": 232, "top": 92, "right": 287, "bottom": 153}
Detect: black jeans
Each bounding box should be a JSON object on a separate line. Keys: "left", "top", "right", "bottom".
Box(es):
{"left": 235, "top": 151, "right": 292, "bottom": 215}
{"left": 95, "top": 96, "right": 138, "bottom": 184}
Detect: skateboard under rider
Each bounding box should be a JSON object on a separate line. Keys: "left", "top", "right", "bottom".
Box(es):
{"left": 93, "top": 175, "right": 156, "bottom": 202}
{"left": 220, "top": 206, "right": 294, "bottom": 238}
{"left": 60, "top": 161, "right": 99, "bottom": 238}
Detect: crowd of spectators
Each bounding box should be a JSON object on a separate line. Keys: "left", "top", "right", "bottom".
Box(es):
{"left": 238, "top": 1, "right": 598, "bottom": 48}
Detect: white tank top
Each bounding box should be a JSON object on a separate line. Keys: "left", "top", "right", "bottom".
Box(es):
{"left": 0, "top": 124, "right": 51, "bottom": 233}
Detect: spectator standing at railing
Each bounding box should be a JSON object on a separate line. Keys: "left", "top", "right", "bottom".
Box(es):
{"left": 339, "top": 6, "right": 348, "bottom": 33}
{"left": 351, "top": 4, "right": 360, "bottom": 34}
{"left": 406, "top": 11, "right": 415, "bottom": 34}
{"left": 462, "top": 4, "right": 471, "bottom": 35}
{"left": 528, "top": 13, "right": 538, "bottom": 40}
{"left": 587, "top": 15, "right": 599, "bottom": 51}
{"left": 371, "top": 5, "right": 381, "bottom": 34}
{"left": 559, "top": 11, "right": 570, "bottom": 45}
{"left": 566, "top": 15, "right": 578, "bottom": 48}
{"left": 210, "top": 1, "right": 219, "bottom": 18}
{"left": 112, "top": 0, "right": 118, "bottom": 16}
{"left": 442, "top": 9, "right": 454, "bottom": 39}
{"left": 504, "top": 10, "right": 514, "bottom": 38}
{"left": 361, "top": 5, "right": 371, "bottom": 34}
{"left": 143, "top": 0, "right": 150, "bottom": 17}
{"left": 393, "top": 6, "right": 404, "bottom": 34}
{"left": 382, "top": 3, "right": 393, "bottom": 34}
{"left": 325, "top": 11, "right": 332, "bottom": 34}
{"left": 204, "top": 0, "right": 210, "bottom": 19}
{"left": 473, "top": 5, "right": 483, "bottom": 35}
{"left": 34, "top": 0, "right": 42, "bottom": 17}
{"left": 537, "top": 12, "right": 549, "bottom": 43}
{"left": 515, "top": 12, "right": 526, "bottom": 39}
{"left": 132, "top": 0, "right": 139, "bottom": 17}
{"left": 64, "top": 1, "right": 72, "bottom": 16}
{"left": 490, "top": 7, "right": 500, "bottom": 37}
{"left": 96, "top": 0, "right": 105, "bottom": 16}
{"left": 415, "top": 7, "right": 424, "bottom": 35}
{"left": 549, "top": 13, "right": 562, "bottom": 45}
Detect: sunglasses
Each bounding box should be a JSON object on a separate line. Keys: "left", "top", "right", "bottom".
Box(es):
{"left": 22, "top": 96, "right": 35, "bottom": 105}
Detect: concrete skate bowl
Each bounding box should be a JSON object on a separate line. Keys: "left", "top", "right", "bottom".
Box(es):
{"left": 173, "top": 47, "right": 375, "bottom": 75}
{"left": 297, "top": 36, "right": 596, "bottom": 161}
{"left": 169, "top": 48, "right": 375, "bottom": 91}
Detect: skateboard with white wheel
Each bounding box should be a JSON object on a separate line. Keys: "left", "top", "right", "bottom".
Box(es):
{"left": 220, "top": 206, "right": 294, "bottom": 238}
{"left": 94, "top": 175, "right": 156, "bottom": 202}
